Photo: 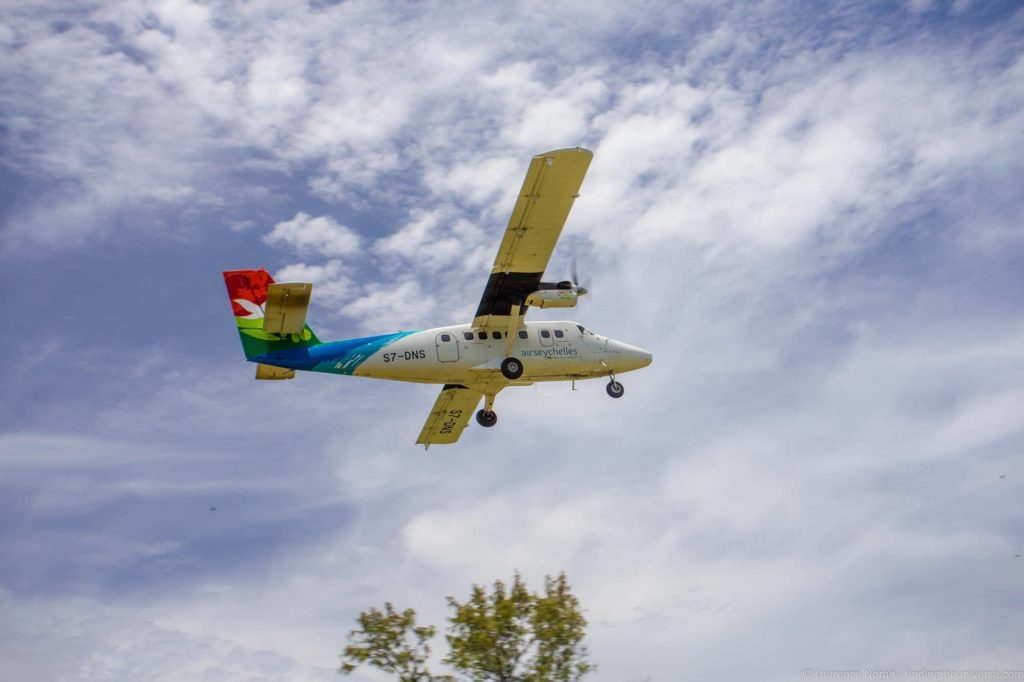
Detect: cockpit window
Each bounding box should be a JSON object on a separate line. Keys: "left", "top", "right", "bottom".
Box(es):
{"left": 554, "top": 329, "right": 564, "bottom": 339}
{"left": 576, "top": 324, "right": 586, "bottom": 334}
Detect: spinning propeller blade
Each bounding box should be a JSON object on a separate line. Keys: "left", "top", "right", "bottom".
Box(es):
{"left": 571, "top": 258, "right": 590, "bottom": 298}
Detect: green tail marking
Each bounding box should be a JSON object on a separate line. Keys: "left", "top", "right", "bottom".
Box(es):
{"left": 234, "top": 317, "right": 322, "bottom": 360}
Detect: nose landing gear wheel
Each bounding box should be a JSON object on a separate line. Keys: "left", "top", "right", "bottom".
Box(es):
{"left": 476, "top": 409, "right": 498, "bottom": 427}
{"left": 606, "top": 380, "right": 624, "bottom": 398}
{"left": 500, "top": 357, "right": 524, "bottom": 380}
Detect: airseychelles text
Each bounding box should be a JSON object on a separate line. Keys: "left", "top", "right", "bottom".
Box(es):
{"left": 521, "top": 348, "right": 579, "bottom": 358}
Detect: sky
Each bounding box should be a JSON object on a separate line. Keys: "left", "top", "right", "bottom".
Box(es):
{"left": 2, "top": 0, "right": 1024, "bottom": 680}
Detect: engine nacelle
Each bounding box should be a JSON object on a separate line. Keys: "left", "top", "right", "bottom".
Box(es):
{"left": 525, "top": 289, "right": 578, "bottom": 309}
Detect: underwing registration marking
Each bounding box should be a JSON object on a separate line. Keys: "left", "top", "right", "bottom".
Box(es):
{"left": 440, "top": 409, "right": 462, "bottom": 435}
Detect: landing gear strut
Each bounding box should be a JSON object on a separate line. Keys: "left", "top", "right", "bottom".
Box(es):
{"left": 477, "top": 393, "right": 499, "bottom": 428}
{"left": 606, "top": 377, "right": 624, "bottom": 398}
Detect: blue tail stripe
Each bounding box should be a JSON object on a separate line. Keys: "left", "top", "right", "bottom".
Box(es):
{"left": 254, "top": 331, "right": 416, "bottom": 374}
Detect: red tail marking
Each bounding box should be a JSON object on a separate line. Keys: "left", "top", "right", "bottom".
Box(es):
{"left": 223, "top": 269, "right": 275, "bottom": 317}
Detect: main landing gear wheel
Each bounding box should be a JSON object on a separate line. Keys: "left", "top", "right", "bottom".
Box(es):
{"left": 476, "top": 409, "right": 498, "bottom": 428}
{"left": 606, "top": 380, "right": 625, "bottom": 398}
{"left": 500, "top": 357, "right": 524, "bottom": 380}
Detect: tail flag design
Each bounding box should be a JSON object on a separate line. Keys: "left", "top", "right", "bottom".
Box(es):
{"left": 223, "top": 269, "right": 320, "bottom": 360}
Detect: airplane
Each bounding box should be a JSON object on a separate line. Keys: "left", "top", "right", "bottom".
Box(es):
{"left": 222, "top": 147, "right": 652, "bottom": 447}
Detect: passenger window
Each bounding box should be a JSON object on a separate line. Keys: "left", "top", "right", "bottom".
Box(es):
{"left": 540, "top": 330, "right": 551, "bottom": 339}
{"left": 554, "top": 330, "right": 564, "bottom": 339}
{"left": 477, "top": 331, "right": 487, "bottom": 340}
{"left": 463, "top": 332, "right": 473, "bottom": 340}
{"left": 518, "top": 330, "right": 528, "bottom": 339}
{"left": 441, "top": 334, "right": 451, "bottom": 342}
{"left": 492, "top": 331, "right": 502, "bottom": 339}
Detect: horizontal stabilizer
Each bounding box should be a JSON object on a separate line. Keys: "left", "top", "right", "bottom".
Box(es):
{"left": 263, "top": 282, "right": 312, "bottom": 335}
{"left": 256, "top": 363, "right": 295, "bottom": 380}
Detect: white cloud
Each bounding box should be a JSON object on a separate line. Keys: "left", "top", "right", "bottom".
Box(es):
{"left": 263, "top": 212, "right": 360, "bottom": 257}
{"left": 244, "top": 51, "right": 310, "bottom": 144}
{"left": 0, "top": 591, "right": 330, "bottom": 682}
{"left": 423, "top": 155, "right": 522, "bottom": 207}
{"left": 274, "top": 259, "right": 353, "bottom": 306}
{"left": 573, "top": 44, "right": 1024, "bottom": 265}
{"left": 343, "top": 279, "right": 438, "bottom": 332}
{"left": 403, "top": 492, "right": 616, "bottom": 576}
{"left": 373, "top": 208, "right": 467, "bottom": 271}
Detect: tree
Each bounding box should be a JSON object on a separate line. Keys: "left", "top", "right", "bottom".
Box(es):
{"left": 445, "top": 572, "right": 593, "bottom": 682}
{"left": 340, "top": 602, "right": 454, "bottom": 682}
{"left": 339, "top": 574, "right": 594, "bottom": 682}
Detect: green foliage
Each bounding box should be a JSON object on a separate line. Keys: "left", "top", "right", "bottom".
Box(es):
{"left": 340, "top": 574, "right": 593, "bottom": 682}
{"left": 445, "top": 572, "right": 594, "bottom": 682}
{"left": 340, "top": 602, "right": 454, "bottom": 682}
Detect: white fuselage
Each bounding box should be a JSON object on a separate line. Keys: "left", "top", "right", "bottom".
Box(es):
{"left": 352, "top": 320, "right": 652, "bottom": 385}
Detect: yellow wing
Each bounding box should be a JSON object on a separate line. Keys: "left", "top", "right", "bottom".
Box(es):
{"left": 472, "top": 147, "right": 592, "bottom": 329}
{"left": 415, "top": 384, "right": 484, "bottom": 448}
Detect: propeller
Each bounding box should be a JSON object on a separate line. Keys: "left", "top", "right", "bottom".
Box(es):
{"left": 570, "top": 259, "right": 590, "bottom": 298}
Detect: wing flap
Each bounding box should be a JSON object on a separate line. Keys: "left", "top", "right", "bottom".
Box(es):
{"left": 415, "top": 384, "right": 484, "bottom": 447}
{"left": 263, "top": 282, "right": 313, "bottom": 335}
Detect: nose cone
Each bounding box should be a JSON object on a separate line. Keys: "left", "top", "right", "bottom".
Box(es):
{"left": 614, "top": 342, "right": 653, "bottom": 372}
{"left": 633, "top": 348, "right": 653, "bottom": 370}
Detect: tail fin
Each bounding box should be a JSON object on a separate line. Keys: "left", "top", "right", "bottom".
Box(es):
{"left": 223, "top": 268, "right": 321, "bottom": 361}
